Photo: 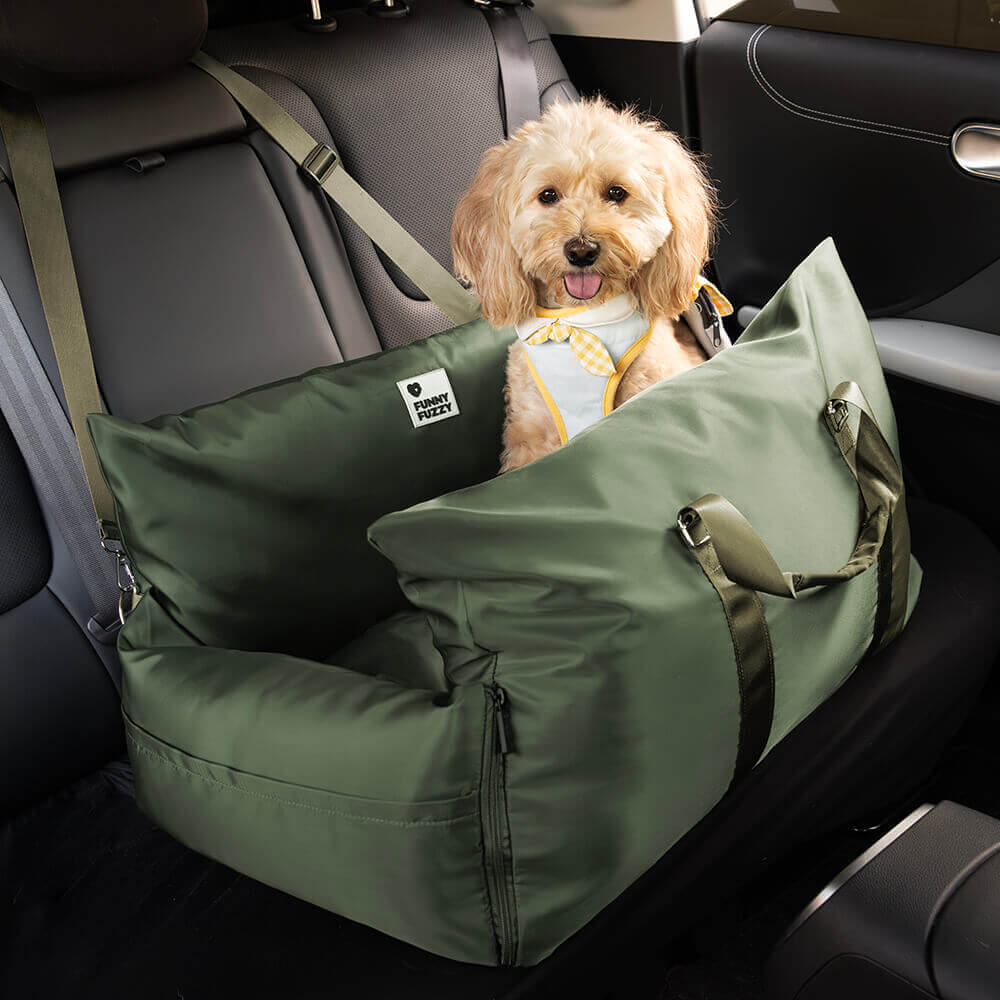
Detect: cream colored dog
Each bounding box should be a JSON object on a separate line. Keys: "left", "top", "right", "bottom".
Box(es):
{"left": 452, "top": 98, "right": 720, "bottom": 472}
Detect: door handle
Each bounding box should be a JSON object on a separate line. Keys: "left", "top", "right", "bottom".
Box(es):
{"left": 952, "top": 123, "right": 1000, "bottom": 181}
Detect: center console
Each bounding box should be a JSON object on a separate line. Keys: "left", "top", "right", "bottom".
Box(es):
{"left": 767, "top": 801, "right": 1000, "bottom": 1000}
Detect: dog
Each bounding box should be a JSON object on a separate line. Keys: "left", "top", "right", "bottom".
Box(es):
{"left": 451, "top": 98, "right": 728, "bottom": 472}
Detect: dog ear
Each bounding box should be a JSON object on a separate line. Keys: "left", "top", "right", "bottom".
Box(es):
{"left": 634, "top": 130, "right": 717, "bottom": 322}
{"left": 452, "top": 145, "right": 536, "bottom": 328}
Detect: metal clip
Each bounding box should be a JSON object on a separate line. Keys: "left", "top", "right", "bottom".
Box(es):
{"left": 301, "top": 143, "right": 338, "bottom": 185}
{"left": 825, "top": 398, "right": 850, "bottom": 433}
{"left": 101, "top": 538, "right": 139, "bottom": 626}
{"left": 677, "top": 509, "right": 709, "bottom": 549}
{"left": 116, "top": 556, "right": 137, "bottom": 626}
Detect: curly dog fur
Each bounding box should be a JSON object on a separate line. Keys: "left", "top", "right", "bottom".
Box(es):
{"left": 452, "top": 98, "right": 718, "bottom": 471}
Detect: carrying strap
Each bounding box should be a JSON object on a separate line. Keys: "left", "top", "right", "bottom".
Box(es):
{"left": 677, "top": 381, "right": 910, "bottom": 784}
{"left": 190, "top": 51, "right": 482, "bottom": 327}
{"left": 0, "top": 91, "right": 118, "bottom": 538}
{"left": 478, "top": 2, "right": 541, "bottom": 136}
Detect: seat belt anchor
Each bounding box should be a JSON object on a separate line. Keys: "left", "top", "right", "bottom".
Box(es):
{"left": 301, "top": 142, "right": 339, "bottom": 185}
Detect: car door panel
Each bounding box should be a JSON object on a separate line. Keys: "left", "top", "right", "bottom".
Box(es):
{"left": 696, "top": 21, "right": 1000, "bottom": 320}
{"left": 695, "top": 17, "right": 1000, "bottom": 541}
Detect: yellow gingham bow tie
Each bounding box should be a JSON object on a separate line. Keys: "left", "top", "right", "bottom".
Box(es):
{"left": 525, "top": 320, "right": 617, "bottom": 377}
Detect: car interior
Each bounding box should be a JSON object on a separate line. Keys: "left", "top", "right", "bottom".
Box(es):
{"left": 2, "top": 1, "right": 1000, "bottom": 997}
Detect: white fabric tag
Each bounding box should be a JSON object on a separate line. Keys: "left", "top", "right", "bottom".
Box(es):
{"left": 396, "top": 368, "right": 460, "bottom": 428}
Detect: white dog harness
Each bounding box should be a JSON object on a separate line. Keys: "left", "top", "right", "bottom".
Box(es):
{"left": 516, "top": 278, "right": 733, "bottom": 443}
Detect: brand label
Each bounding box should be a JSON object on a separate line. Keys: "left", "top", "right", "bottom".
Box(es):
{"left": 396, "top": 368, "right": 460, "bottom": 428}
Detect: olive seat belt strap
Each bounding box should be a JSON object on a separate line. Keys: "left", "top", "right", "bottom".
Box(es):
{"left": 0, "top": 90, "right": 118, "bottom": 539}
{"left": 189, "top": 51, "right": 482, "bottom": 328}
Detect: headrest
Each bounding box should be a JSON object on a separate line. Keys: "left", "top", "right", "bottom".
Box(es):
{"left": 0, "top": 0, "right": 208, "bottom": 94}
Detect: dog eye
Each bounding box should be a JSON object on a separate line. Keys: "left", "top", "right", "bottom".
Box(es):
{"left": 606, "top": 185, "right": 628, "bottom": 203}
{"left": 538, "top": 188, "right": 559, "bottom": 205}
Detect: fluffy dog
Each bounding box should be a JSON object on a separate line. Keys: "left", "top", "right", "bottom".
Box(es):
{"left": 452, "top": 98, "right": 721, "bottom": 472}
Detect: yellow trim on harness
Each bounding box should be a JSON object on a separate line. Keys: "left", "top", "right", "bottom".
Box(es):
{"left": 691, "top": 276, "right": 734, "bottom": 317}
{"left": 535, "top": 303, "right": 590, "bottom": 319}
{"left": 522, "top": 349, "right": 569, "bottom": 445}
{"left": 603, "top": 326, "right": 653, "bottom": 415}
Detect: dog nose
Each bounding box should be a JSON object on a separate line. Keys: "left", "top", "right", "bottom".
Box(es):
{"left": 564, "top": 237, "right": 600, "bottom": 267}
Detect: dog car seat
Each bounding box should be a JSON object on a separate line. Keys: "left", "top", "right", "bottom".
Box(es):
{"left": 88, "top": 240, "right": 919, "bottom": 965}
{"left": 3, "top": 1, "right": 1000, "bottom": 996}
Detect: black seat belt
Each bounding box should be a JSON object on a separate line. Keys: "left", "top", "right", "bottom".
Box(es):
{"left": 477, "top": 1, "right": 541, "bottom": 136}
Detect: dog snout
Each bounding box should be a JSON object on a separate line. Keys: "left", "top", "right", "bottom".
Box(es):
{"left": 563, "top": 236, "right": 600, "bottom": 268}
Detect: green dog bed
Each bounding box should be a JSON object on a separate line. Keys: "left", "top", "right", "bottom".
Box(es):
{"left": 89, "top": 239, "right": 919, "bottom": 966}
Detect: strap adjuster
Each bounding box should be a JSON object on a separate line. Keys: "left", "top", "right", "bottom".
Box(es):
{"left": 678, "top": 509, "right": 710, "bottom": 549}
{"left": 825, "top": 398, "right": 850, "bottom": 434}
{"left": 302, "top": 142, "right": 338, "bottom": 185}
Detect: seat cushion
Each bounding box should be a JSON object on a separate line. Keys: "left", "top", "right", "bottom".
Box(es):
{"left": 2, "top": 498, "right": 996, "bottom": 997}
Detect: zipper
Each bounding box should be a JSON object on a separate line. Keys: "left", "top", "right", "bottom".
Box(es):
{"left": 696, "top": 286, "right": 723, "bottom": 348}
{"left": 481, "top": 683, "right": 518, "bottom": 965}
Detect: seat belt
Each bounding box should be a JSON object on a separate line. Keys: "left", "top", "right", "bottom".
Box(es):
{"left": 0, "top": 275, "right": 121, "bottom": 642}
{"left": 0, "top": 92, "right": 117, "bottom": 539}
{"left": 190, "top": 52, "right": 481, "bottom": 328}
{"left": 477, "top": 1, "right": 541, "bottom": 136}
{"left": 0, "top": 93, "right": 130, "bottom": 667}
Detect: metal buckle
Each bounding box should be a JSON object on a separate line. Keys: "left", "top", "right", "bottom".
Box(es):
{"left": 677, "top": 510, "right": 709, "bottom": 548}
{"left": 101, "top": 537, "right": 139, "bottom": 626}
{"left": 825, "top": 398, "right": 849, "bottom": 433}
{"left": 301, "top": 143, "right": 338, "bottom": 185}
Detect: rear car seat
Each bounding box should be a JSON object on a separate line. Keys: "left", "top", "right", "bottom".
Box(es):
{"left": 1, "top": 1, "right": 999, "bottom": 997}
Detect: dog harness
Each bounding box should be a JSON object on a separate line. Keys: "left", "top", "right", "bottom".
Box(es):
{"left": 517, "top": 277, "right": 734, "bottom": 443}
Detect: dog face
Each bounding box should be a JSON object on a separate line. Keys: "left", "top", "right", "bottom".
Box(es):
{"left": 452, "top": 99, "right": 717, "bottom": 328}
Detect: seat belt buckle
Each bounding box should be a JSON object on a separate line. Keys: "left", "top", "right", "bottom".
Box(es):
{"left": 301, "top": 142, "right": 339, "bottom": 185}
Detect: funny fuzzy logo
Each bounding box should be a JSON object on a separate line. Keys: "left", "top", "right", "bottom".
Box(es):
{"left": 396, "top": 369, "right": 461, "bottom": 428}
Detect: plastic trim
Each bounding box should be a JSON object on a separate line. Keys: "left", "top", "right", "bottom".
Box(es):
{"left": 780, "top": 803, "right": 935, "bottom": 943}
{"left": 738, "top": 307, "right": 1000, "bottom": 405}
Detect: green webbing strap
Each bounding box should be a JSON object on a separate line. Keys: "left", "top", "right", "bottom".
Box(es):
{"left": 678, "top": 518, "right": 775, "bottom": 788}
{"left": 190, "top": 51, "right": 482, "bottom": 328}
{"left": 0, "top": 89, "right": 118, "bottom": 537}
{"left": 677, "top": 381, "right": 910, "bottom": 783}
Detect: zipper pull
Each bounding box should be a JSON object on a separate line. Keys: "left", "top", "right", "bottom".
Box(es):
{"left": 490, "top": 684, "right": 514, "bottom": 755}
{"left": 696, "top": 287, "right": 723, "bottom": 348}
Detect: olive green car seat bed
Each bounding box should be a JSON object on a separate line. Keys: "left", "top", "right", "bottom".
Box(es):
{"left": 1, "top": 56, "right": 917, "bottom": 969}
{"left": 86, "top": 238, "right": 919, "bottom": 967}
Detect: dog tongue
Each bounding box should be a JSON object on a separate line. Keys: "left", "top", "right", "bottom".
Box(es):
{"left": 564, "top": 272, "right": 603, "bottom": 300}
